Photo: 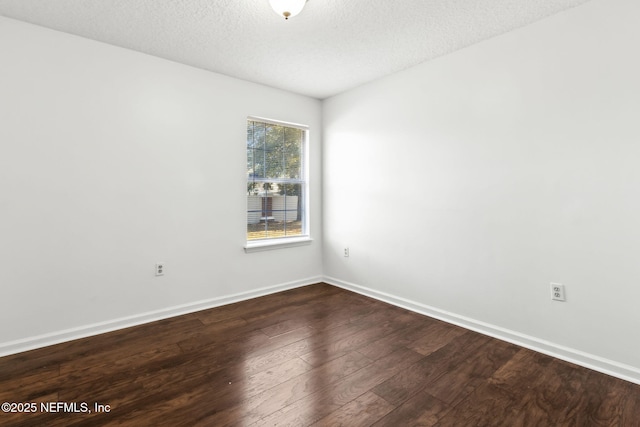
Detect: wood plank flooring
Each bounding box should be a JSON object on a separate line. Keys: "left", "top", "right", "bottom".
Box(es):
{"left": 0, "top": 283, "right": 638, "bottom": 426}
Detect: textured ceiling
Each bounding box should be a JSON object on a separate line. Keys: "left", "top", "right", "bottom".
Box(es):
{"left": 0, "top": 0, "right": 590, "bottom": 99}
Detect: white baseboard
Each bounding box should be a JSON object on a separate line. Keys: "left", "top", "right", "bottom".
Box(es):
{"left": 0, "top": 276, "right": 322, "bottom": 358}
{"left": 324, "top": 276, "right": 640, "bottom": 386}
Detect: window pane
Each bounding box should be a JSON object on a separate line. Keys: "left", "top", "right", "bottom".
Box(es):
{"left": 247, "top": 121, "right": 266, "bottom": 180}
{"left": 264, "top": 125, "right": 281, "bottom": 178}
{"left": 247, "top": 183, "right": 304, "bottom": 240}
{"left": 285, "top": 146, "right": 301, "bottom": 179}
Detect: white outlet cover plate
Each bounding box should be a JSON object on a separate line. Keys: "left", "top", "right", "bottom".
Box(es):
{"left": 551, "top": 283, "right": 566, "bottom": 301}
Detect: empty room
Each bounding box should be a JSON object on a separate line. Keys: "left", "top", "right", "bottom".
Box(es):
{"left": 1, "top": 0, "right": 639, "bottom": 425}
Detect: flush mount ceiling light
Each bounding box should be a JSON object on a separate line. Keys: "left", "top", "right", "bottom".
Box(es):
{"left": 269, "top": 0, "right": 307, "bottom": 20}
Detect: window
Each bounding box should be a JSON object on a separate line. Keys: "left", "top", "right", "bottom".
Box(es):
{"left": 246, "top": 118, "right": 308, "bottom": 245}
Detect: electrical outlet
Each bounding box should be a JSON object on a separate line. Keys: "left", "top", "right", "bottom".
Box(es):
{"left": 155, "top": 263, "right": 165, "bottom": 276}
{"left": 550, "top": 283, "right": 565, "bottom": 301}
{"left": 344, "top": 248, "right": 349, "bottom": 257}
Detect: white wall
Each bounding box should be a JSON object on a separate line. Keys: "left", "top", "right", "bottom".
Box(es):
{"left": 323, "top": 0, "right": 640, "bottom": 381}
{"left": 0, "top": 17, "right": 322, "bottom": 351}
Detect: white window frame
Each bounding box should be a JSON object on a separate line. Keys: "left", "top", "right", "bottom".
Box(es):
{"left": 244, "top": 116, "right": 312, "bottom": 252}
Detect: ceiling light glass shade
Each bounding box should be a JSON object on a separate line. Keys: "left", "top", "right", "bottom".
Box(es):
{"left": 269, "top": 0, "right": 306, "bottom": 20}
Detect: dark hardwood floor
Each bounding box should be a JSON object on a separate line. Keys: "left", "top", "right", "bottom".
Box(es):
{"left": 1, "top": 283, "right": 638, "bottom": 426}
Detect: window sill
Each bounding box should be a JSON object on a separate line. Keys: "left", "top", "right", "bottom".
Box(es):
{"left": 244, "top": 236, "right": 313, "bottom": 253}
